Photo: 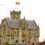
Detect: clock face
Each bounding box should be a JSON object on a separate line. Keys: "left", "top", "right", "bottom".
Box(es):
{"left": 16, "top": 15, "right": 18, "bottom": 17}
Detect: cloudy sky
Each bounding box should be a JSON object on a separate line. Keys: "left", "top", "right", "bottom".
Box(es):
{"left": 0, "top": 0, "right": 45, "bottom": 42}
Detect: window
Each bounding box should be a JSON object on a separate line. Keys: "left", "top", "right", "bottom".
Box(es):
{"left": 34, "top": 32, "right": 36, "bottom": 34}
{"left": 23, "top": 30, "right": 26, "bottom": 34}
{"left": 22, "top": 40, "right": 25, "bottom": 43}
{"left": 16, "top": 15, "right": 18, "bottom": 17}
{"left": 22, "top": 39, "right": 25, "bottom": 43}
{"left": 34, "top": 32, "right": 36, "bottom": 36}
{"left": 16, "top": 40, "right": 18, "bottom": 43}
{"left": 18, "top": 31, "right": 20, "bottom": 34}
{"left": 29, "top": 32, "right": 31, "bottom": 35}
{"left": 28, "top": 38, "right": 31, "bottom": 43}
{"left": 11, "top": 31, "right": 14, "bottom": 34}
{"left": 15, "top": 31, "right": 16, "bottom": 34}
{"left": 34, "top": 38, "right": 36, "bottom": 43}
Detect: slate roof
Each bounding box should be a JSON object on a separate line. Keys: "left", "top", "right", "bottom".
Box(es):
{"left": 6, "top": 19, "right": 38, "bottom": 29}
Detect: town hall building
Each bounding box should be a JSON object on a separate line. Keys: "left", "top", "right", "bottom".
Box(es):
{"left": 0, "top": 10, "right": 39, "bottom": 44}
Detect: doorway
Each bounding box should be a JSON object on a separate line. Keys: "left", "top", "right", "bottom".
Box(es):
{"left": 16, "top": 40, "right": 18, "bottom": 43}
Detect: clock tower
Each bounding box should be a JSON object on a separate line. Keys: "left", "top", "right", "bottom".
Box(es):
{"left": 10, "top": 10, "right": 21, "bottom": 19}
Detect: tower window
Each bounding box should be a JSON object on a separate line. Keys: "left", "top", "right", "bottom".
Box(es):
{"left": 16, "top": 15, "right": 18, "bottom": 17}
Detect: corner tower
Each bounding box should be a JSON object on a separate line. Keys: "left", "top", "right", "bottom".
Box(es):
{"left": 10, "top": 10, "right": 21, "bottom": 19}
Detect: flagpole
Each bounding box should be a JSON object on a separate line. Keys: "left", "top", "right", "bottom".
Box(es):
{"left": 15, "top": 1, "right": 16, "bottom": 11}
{"left": 15, "top": 1, "right": 20, "bottom": 11}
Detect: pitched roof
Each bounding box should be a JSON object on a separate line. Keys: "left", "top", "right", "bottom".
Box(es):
{"left": 26, "top": 20, "right": 38, "bottom": 29}
{"left": 6, "top": 19, "right": 38, "bottom": 29}
{"left": 7, "top": 19, "right": 21, "bottom": 28}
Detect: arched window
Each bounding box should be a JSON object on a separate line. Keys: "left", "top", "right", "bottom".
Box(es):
{"left": 28, "top": 38, "right": 31, "bottom": 43}
{"left": 16, "top": 15, "right": 18, "bottom": 17}
{"left": 22, "top": 38, "right": 25, "bottom": 43}
{"left": 16, "top": 40, "right": 18, "bottom": 43}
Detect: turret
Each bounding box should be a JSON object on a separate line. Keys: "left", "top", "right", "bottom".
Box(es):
{"left": 10, "top": 10, "right": 21, "bottom": 19}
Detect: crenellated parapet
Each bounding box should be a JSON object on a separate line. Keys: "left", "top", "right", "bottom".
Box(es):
{"left": 10, "top": 10, "right": 21, "bottom": 19}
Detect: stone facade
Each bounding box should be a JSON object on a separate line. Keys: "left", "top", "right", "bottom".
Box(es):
{"left": 0, "top": 10, "right": 40, "bottom": 44}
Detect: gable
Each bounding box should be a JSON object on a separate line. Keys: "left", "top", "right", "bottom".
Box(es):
{"left": 21, "top": 18, "right": 27, "bottom": 29}
{"left": 26, "top": 20, "right": 37, "bottom": 29}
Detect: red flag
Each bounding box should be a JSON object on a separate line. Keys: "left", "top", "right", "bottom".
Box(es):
{"left": 16, "top": 2, "right": 20, "bottom": 5}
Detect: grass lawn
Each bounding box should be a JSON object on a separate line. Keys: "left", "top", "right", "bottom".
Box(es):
{"left": 4, "top": 44, "right": 30, "bottom": 45}
{"left": 4, "top": 44, "right": 45, "bottom": 45}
